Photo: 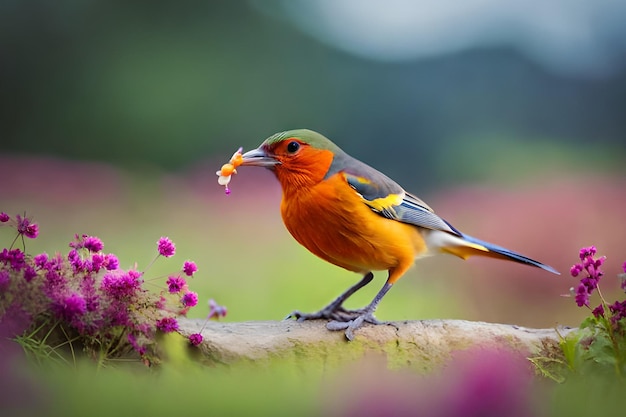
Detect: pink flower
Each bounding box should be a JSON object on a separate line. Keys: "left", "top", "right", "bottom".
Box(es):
{"left": 570, "top": 264, "right": 583, "bottom": 277}
{"left": 16, "top": 214, "right": 38, "bottom": 239}
{"left": 105, "top": 253, "right": 119, "bottom": 270}
{"left": 156, "top": 317, "right": 179, "bottom": 333}
{"left": 166, "top": 276, "right": 186, "bottom": 294}
{"left": 182, "top": 261, "right": 197, "bottom": 277}
{"left": 579, "top": 246, "right": 597, "bottom": 261}
{"left": 0, "top": 212, "right": 9, "bottom": 222}
{"left": 181, "top": 291, "right": 198, "bottom": 307}
{"left": 189, "top": 333, "right": 203, "bottom": 346}
{"left": 83, "top": 236, "right": 104, "bottom": 253}
{"left": 157, "top": 237, "right": 176, "bottom": 258}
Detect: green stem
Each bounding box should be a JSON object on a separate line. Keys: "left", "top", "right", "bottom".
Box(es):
{"left": 597, "top": 286, "right": 623, "bottom": 377}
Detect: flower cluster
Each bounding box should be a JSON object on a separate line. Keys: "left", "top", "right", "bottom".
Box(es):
{"left": 569, "top": 246, "right": 626, "bottom": 323}
{"left": 0, "top": 212, "right": 226, "bottom": 365}
{"left": 216, "top": 147, "right": 244, "bottom": 195}
{"left": 569, "top": 246, "right": 606, "bottom": 308}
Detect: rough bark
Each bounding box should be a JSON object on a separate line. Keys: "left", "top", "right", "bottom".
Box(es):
{"left": 178, "top": 318, "right": 573, "bottom": 371}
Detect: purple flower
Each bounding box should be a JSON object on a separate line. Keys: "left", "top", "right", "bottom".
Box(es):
{"left": 208, "top": 299, "right": 227, "bottom": 320}
{"left": 68, "top": 249, "right": 83, "bottom": 271}
{"left": 574, "top": 283, "right": 589, "bottom": 307}
{"left": 80, "top": 276, "right": 99, "bottom": 313}
{"left": 22, "top": 265, "right": 37, "bottom": 282}
{"left": 156, "top": 317, "right": 179, "bottom": 333}
{"left": 189, "top": 333, "right": 203, "bottom": 346}
{"left": 592, "top": 304, "right": 605, "bottom": 318}
{"left": 105, "top": 253, "right": 119, "bottom": 270}
{"left": 608, "top": 300, "right": 626, "bottom": 323}
{"left": 571, "top": 246, "right": 607, "bottom": 308}
{"left": 83, "top": 236, "right": 103, "bottom": 253}
{"left": 54, "top": 293, "right": 87, "bottom": 322}
{"left": 181, "top": 291, "right": 198, "bottom": 308}
{"left": 570, "top": 264, "right": 583, "bottom": 277}
{"left": 157, "top": 237, "right": 176, "bottom": 258}
{"left": 579, "top": 246, "right": 597, "bottom": 261}
{"left": 15, "top": 214, "right": 38, "bottom": 239}
{"left": 33, "top": 253, "right": 48, "bottom": 268}
{"left": 101, "top": 270, "right": 143, "bottom": 298}
{"left": 91, "top": 253, "right": 105, "bottom": 272}
{"left": 166, "top": 276, "right": 186, "bottom": 294}
{"left": 0, "top": 212, "right": 9, "bottom": 222}
{"left": 0, "top": 248, "right": 26, "bottom": 271}
{"left": 0, "top": 270, "right": 10, "bottom": 290}
{"left": 182, "top": 261, "right": 197, "bottom": 277}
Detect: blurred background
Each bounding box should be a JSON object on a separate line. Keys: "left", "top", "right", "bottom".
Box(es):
{"left": 2, "top": 0, "right": 626, "bottom": 329}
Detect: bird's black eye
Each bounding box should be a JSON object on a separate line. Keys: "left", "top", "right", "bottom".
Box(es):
{"left": 286, "top": 141, "right": 300, "bottom": 153}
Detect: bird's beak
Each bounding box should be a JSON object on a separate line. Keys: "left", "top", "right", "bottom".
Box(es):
{"left": 240, "top": 148, "right": 280, "bottom": 167}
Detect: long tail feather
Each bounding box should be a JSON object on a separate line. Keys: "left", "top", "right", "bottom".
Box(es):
{"left": 460, "top": 233, "right": 560, "bottom": 275}
{"left": 424, "top": 229, "right": 560, "bottom": 274}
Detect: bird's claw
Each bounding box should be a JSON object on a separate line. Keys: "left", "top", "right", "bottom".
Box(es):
{"left": 285, "top": 306, "right": 367, "bottom": 323}
{"left": 326, "top": 312, "right": 389, "bottom": 341}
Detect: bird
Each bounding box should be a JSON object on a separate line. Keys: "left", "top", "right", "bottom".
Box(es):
{"left": 239, "top": 129, "right": 559, "bottom": 340}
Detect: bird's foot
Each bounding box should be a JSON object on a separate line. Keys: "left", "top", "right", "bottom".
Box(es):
{"left": 326, "top": 312, "right": 396, "bottom": 341}
{"left": 285, "top": 306, "right": 367, "bottom": 323}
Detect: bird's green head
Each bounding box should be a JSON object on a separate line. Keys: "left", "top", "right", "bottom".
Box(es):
{"left": 240, "top": 129, "right": 343, "bottom": 190}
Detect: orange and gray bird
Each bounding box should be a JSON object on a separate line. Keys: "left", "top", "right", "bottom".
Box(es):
{"left": 239, "top": 129, "right": 559, "bottom": 340}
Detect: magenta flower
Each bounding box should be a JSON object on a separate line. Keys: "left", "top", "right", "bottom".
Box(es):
{"left": 579, "top": 246, "right": 597, "bottom": 261}
{"left": 570, "top": 246, "right": 606, "bottom": 308}
{"left": 105, "top": 253, "right": 119, "bottom": 270}
{"left": 181, "top": 291, "right": 198, "bottom": 308}
{"left": 91, "top": 253, "right": 105, "bottom": 272}
{"left": 574, "top": 283, "right": 590, "bottom": 307}
{"left": 0, "top": 270, "right": 10, "bottom": 290}
{"left": 592, "top": 304, "right": 605, "bottom": 318}
{"left": 156, "top": 317, "right": 179, "bottom": 333}
{"left": 0, "top": 212, "right": 9, "bottom": 222}
{"left": 166, "top": 276, "right": 186, "bottom": 294}
{"left": 33, "top": 253, "right": 48, "bottom": 268}
{"left": 157, "top": 237, "right": 176, "bottom": 258}
{"left": 15, "top": 214, "right": 39, "bottom": 239}
{"left": 182, "top": 261, "right": 197, "bottom": 277}
{"left": 54, "top": 293, "right": 87, "bottom": 322}
{"left": 608, "top": 300, "right": 626, "bottom": 323}
{"left": 23, "top": 265, "right": 37, "bottom": 282}
{"left": 0, "top": 248, "right": 26, "bottom": 271}
{"left": 189, "top": 333, "right": 203, "bottom": 346}
{"left": 570, "top": 264, "right": 583, "bottom": 277}
{"left": 101, "top": 270, "right": 143, "bottom": 298}
{"left": 68, "top": 249, "right": 83, "bottom": 271}
{"left": 83, "top": 236, "right": 104, "bottom": 253}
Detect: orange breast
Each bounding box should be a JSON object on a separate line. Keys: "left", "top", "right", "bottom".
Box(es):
{"left": 280, "top": 173, "right": 427, "bottom": 275}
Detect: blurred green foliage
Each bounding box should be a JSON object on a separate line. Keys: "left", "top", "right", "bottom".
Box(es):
{"left": 2, "top": 1, "right": 625, "bottom": 192}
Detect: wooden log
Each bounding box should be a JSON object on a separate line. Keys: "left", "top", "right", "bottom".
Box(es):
{"left": 178, "top": 318, "right": 573, "bottom": 370}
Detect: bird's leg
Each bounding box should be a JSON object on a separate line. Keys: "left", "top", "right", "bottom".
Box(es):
{"left": 326, "top": 280, "right": 394, "bottom": 341}
{"left": 286, "top": 272, "right": 374, "bottom": 322}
